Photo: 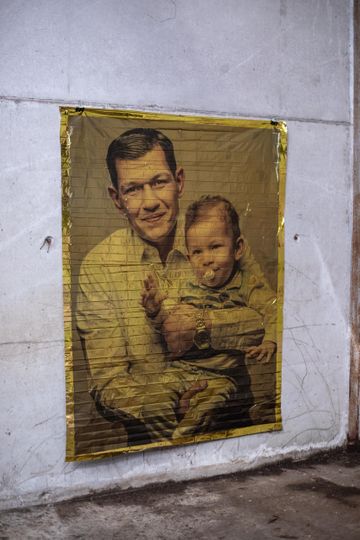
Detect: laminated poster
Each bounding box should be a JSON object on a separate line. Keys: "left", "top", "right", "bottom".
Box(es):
{"left": 61, "top": 108, "right": 286, "bottom": 461}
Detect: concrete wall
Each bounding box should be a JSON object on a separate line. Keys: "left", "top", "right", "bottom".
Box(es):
{"left": 0, "top": 0, "right": 354, "bottom": 508}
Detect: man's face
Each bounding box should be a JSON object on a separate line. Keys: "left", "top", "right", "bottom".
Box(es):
{"left": 110, "top": 146, "right": 184, "bottom": 245}
{"left": 186, "top": 206, "right": 243, "bottom": 288}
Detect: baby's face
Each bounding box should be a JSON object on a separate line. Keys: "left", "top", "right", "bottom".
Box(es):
{"left": 186, "top": 209, "right": 242, "bottom": 288}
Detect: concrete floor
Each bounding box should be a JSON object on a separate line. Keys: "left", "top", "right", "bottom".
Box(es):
{"left": 0, "top": 450, "right": 359, "bottom": 540}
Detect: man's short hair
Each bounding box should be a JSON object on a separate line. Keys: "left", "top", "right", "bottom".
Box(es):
{"left": 185, "top": 195, "right": 241, "bottom": 245}
{"left": 106, "top": 128, "right": 177, "bottom": 189}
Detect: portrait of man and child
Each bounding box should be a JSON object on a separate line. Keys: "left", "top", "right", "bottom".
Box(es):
{"left": 62, "top": 111, "right": 284, "bottom": 460}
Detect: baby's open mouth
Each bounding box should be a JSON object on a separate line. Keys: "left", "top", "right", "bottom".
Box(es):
{"left": 203, "top": 269, "right": 216, "bottom": 282}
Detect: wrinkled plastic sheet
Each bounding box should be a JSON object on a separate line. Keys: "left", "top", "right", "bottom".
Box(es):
{"left": 61, "top": 108, "right": 287, "bottom": 461}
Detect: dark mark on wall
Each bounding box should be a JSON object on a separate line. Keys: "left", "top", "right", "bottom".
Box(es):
{"left": 40, "top": 236, "right": 54, "bottom": 253}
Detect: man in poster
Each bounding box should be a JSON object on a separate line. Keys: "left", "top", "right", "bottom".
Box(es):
{"left": 76, "top": 128, "right": 275, "bottom": 445}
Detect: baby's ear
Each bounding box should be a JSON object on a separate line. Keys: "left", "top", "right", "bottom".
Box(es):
{"left": 234, "top": 237, "right": 245, "bottom": 261}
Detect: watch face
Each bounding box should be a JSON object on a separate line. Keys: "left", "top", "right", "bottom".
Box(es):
{"left": 194, "top": 328, "right": 210, "bottom": 350}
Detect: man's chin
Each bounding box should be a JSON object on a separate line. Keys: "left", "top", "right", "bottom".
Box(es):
{"left": 137, "top": 226, "right": 174, "bottom": 246}
{"left": 133, "top": 217, "right": 177, "bottom": 244}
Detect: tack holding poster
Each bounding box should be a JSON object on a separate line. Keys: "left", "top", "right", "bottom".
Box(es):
{"left": 61, "top": 109, "right": 286, "bottom": 461}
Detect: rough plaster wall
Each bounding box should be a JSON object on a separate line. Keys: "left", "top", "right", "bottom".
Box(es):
{"left": 0, "top": 0, "right": 353, "bottom": 508}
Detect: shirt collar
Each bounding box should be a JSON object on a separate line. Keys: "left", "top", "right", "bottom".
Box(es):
{"left": 170, "top": 213, "right": 187, "bottom": 259}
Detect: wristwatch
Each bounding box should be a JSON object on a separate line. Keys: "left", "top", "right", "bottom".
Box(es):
{"left": 193, "top": 312, "right": 211, "bottom": 350}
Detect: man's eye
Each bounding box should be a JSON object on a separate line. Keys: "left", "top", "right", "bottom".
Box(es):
{"left": 124, "top": 185, "right": 142, "bottom": 195}
{"left": 192, "top": 249, "right": 202, "bottom": 256}
{"left": 211, "top": 244, "right": 222, "bottom": 250}
{"left": 152, "top": 179, "right": 168, "bottom": 189}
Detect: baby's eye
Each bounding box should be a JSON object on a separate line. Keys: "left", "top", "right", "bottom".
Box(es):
{"left": 191, "top": 249, "right": 202, "bottom": 256}
{"left": 211, "top": 244, "right": 222, "bottom": 250}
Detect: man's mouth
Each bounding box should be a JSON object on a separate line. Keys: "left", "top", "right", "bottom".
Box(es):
{"left": 141, "top": 212, "right": 166, "bottom": 224}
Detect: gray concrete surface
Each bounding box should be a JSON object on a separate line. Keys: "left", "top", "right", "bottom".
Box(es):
{"left": 0, "top": 449, "right": 359, "bottom": 539}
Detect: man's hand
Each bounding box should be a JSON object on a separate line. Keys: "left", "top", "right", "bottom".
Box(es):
{"left": 245, "top": 340, "right": 276, "bottom": 363}
{"left": 177, "top": 380, "right": 208, "bottom": 420}
{"left": 162, "top": 304, "right": 211, "bottom": 357}
{"left": 140, "top": 273, "right": 167, "bottom": 317}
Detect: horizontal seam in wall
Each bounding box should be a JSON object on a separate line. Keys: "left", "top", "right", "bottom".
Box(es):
{"left": 0, "top": 95, "right": 352, "bottom": 127}
{"left": 0, "top": 339, "right": 64, "bottom": 347}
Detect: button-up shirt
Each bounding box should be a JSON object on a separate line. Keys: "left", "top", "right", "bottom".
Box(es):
{"left": 76, "top": 219, "right": 273, "bottom": 420}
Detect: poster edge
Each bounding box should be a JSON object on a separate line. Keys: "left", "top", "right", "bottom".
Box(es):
{"left": 60, "top": 107, "right": 287, "bottom": 461}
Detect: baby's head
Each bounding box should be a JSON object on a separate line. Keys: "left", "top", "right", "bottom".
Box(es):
{"left": 185, "top": 195, "right": 244, "bottom": 288}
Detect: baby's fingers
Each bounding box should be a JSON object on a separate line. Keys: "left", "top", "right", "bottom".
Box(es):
{"left": 140, "top": 290, "right": 151, "bottom": 306}
{"left": 144, "top": 273, "right": 158, "bottom": 290}
{"left": 148, "top": 273, "right": 157, "bottom": 287}
{"left": 143, "top": 277, "right": 151, "bottom": 291}
{"left": 158, "top": 291, "right": 168, "bottom": 303}
{"left": 140, "top": 294, "right": 146, "bottom": 307}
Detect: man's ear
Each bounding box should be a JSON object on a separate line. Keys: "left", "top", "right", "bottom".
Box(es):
{"left": 175, "top": 167, "right": 185, "bottom": 198}
{"left": 234, "top": 237, "right": 245, "bottom": 261}
{"left": 108, "top": 186, "right": 125, "bottom": 214}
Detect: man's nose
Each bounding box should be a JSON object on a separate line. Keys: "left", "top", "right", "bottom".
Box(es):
{"left": 142, "top": 184, "right": 160, "bottom": 211}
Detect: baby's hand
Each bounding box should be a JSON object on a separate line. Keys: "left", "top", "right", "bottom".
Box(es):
{"left": 245, "top": 341, "right": 276, "bottom": 363}
{"left": 141, "top": 273, "right": 167, "bottom": 317}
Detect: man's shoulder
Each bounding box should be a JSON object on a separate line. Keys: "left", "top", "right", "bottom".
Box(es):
{"left": 81, "top": 228, "right": 137, "bottom": 267}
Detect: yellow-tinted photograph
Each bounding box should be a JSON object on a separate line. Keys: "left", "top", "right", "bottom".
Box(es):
{"left": 61, "top": 109, "right": 286, "bottom": 461}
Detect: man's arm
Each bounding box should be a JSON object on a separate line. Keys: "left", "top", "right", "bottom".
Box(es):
{"left": 162, "top": 304, "right": 265, "bottom": 356}
{"left": 76, "top": 259, "right": 145, "bottom": 423}
{"left": 245, "top": 276, "right": 277, "bottom": 345}
{"left": 241, "top": 272, "right": 277, "bottom": 362}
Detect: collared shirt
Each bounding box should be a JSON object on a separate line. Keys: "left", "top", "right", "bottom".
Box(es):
{"left": 76, "top": 219, "right": 274, "bottom": 418}
{"left": 76, "top": 219, "right": 193, "bottom": 418}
